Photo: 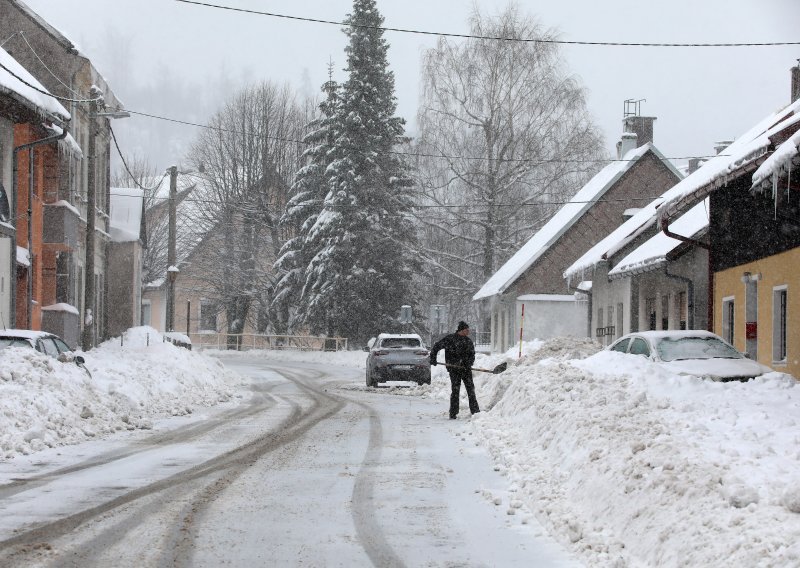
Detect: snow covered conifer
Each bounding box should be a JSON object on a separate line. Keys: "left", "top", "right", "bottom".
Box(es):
{"left": 302, "top": 0, "right": 420, "bottom": 343}
{"left": 273, "top": 74, "right": 339, "bottom": 333}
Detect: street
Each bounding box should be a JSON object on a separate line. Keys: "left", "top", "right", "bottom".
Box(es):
{"left": 0, "top": 355, "right": 580, "bottom": 567}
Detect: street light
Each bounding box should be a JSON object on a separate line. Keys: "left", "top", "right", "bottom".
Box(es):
{"left": 166, "top": 265, "right": 179, "bottom": 332}
{"left": 81, "top": 90, "right": 129, "bottom": 351}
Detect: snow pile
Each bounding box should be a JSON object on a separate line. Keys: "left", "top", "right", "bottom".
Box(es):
{"left": 457, "top": 338, "right": 800, "bottom": 567}
{"left": 0, "top": 326, "right": 241, "bottom": 458}
{"left": 3, "top": 332, "right": 800, "bottom": 566}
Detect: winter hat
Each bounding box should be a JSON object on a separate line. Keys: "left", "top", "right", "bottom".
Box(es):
{"left": 457, "top": 321, "right": 470, "bottom": 331}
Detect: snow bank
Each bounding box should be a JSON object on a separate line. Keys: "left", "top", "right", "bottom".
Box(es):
{"left": 0, "top": 326, "right": 241, "bottom": 458}
{"left": 458, "top": 337, "right": 800, "bottom": 567}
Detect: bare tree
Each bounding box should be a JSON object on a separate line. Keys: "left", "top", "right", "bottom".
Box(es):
{"left": 414, "top": 4, "right": 606, "bottom": 329}
{"left": 185, "top": 81, "right": 306, "bottom": 343}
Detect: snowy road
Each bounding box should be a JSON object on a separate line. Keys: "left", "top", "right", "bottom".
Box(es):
{"left": 0, "top": 356, "right": 581, "bottom": 567}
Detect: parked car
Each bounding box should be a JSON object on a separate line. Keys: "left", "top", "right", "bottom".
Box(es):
{"left": 606, "top": 330, "right": 772, "bottom": 382}
{"left": 0, "top": 329, "right": 91, "bottom": 377}
{"left": 365, "top": 333, "right": 431, "bottom": 387}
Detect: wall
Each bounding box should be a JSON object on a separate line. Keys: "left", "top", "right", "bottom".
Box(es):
{"left": 516, "top": 296, "right": 588, "bottom": 344}
{"left": 714, "top": 247, "right": 800, "bottom": 378}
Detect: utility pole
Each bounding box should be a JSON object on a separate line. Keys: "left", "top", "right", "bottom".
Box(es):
{"left": 166, "top": 165, "right": 178, "bottom": 332}
{"left": 81, "top": 92, "right": 99, "bottom": 351}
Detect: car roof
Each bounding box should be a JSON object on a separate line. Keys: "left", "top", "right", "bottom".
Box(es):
{"left": 620, "top": 330, "right": 719, "bottom": 340}
{"left": 376, "top": 333, "right": 423, "bottom": 341}
{"left": 0, "top": 329, "right": 55, "bottom": 340}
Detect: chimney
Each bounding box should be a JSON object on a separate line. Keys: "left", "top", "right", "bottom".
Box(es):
{"left": 617, "top": 132, "right": 638, "bottom": 159}
{"left": 792, "top": 62, "right": 800, "bottom": 103}
{"left": 622, "top": 115, "right": 656, "bottom": 147}
{"left": 687, "top": 158, "right": 701, "bottom": 175}
{"left": 714, "top": 140, "right": 733, "bottom": 155}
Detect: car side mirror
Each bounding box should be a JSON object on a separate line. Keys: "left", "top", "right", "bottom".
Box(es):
{"left": 74, "top": 355, "right": 85, "bottom": 365}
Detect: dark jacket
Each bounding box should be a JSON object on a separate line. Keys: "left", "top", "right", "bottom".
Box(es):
{"left": 430, "top": 332, "right": 475, "bottom": 369}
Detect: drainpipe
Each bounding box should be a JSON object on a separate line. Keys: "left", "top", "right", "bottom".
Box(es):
{"left": 663, "top": 266, "right": 694, "bottom": 330}
{"left": 660, "top": 215, "right": 712, "bottom": 331}
{"left": 12, "top": 124, "right": 70, "bottom": 329}
{"left": 569, "top": 284, "right": 592, "bottom": 338}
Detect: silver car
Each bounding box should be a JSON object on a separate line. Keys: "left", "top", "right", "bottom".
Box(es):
{"left": 607, "top": 330, "right": 772, "bottom": 382}
{"left": 366, "top": 333, "right": 431, "bottom": 387}
{"left": 0, "top": 329, "right": 91, "bottom": 377}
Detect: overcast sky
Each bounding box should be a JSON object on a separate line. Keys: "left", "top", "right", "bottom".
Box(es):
{"left": 19, "top": 0, "right": 800, "bottom": 173}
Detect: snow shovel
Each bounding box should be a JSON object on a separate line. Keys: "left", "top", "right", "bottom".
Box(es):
{"left": 440, "top": 362, "right": 508, "bottom": 374}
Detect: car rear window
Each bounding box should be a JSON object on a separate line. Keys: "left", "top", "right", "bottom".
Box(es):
{"left": 0, "top": 338, "right": 32, "bottom": 349}
{"left": 657, "top": 336, "right": 743, "bottom": 362}
{"left": 381, "top": 337, "right": 421, "bottom": 348}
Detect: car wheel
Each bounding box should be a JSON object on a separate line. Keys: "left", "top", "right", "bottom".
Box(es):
{"left": 366, "top": 368, "right": 372, "bottom": 387}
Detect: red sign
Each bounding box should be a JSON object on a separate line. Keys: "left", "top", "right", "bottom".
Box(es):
{"left": 745, "top": 321, "right": 757, "bottom": 340}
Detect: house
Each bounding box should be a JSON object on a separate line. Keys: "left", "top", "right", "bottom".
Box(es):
{"left": 107, "top": 187, "right": 146, "bottom": 338}
{"left": 0, "top": 44, "right": 73, "bottom": 339}
{"left": 1, "top": 0, "right": 126, "bottom": 348}
{"left": 657, "top": 64, "right": 800, "bottom": 377}
{"left": 473, "top": 110, "right": 682, "bottom": 353}
{"left": 141, "top": 171, "right": 285, "bottom": 348}
{"left": 564, "top": 150, "right": 718, "bottom": 346}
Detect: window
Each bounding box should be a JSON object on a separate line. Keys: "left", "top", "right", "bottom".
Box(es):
{"left": 722, "top": 297, "right": 735, "bottom": 345}
{"left": 661, "top": 294, "right": 670, "bottom": 330}
{"left": 616, "top": 303, "right": 624, "bottom": 338}
{"left": 39, "top": 338, "right": 59, "bottom": 358}
{"left": 629, "top": 338, "right": 651, "bottom": 357}
{"left": 200, "top": 300, "right": 217, "bottom": 332}
{"left": 607, "top": 305, "right": 614, "bottom": 338}
{"left": 676, "top": 292, "right": 687, "bottom": 330}
{"left": 645, "top": 297, "right": 656, "bottom": 331}
{"left": 53, "top": 338, "right": 72, "bottom": 354}
{"left": 596, "top": 307, "right": 604, "bottom": 338}
{"left": 773, "top": 287, "right": 787, "bottom": 363}
{"left": 141, "top": 300, "right": 152, "bottom": 326}
{"left": 610, "top": 338, "right": 630, "bottom": 353}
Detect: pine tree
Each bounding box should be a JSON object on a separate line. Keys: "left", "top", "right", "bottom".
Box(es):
{"left": 272, "top": 72, "right": 339, "bottom": 333}
{"left": 302, "top": 0, "right": 420, "bottom": 344}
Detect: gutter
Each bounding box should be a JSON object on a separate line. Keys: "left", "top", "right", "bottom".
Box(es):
{"left": 659, "top": 212, "right": 712, "bottom": 332}
{"left": 11, "top": 123, "right": 70, "bottom": 328}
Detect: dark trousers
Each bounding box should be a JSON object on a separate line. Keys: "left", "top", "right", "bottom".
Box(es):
{"left": 449, "top": 369, "right": 480, "bottom": 417}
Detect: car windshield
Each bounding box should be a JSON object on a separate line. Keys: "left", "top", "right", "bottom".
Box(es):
{"left": 380, "top": 337, "right": 421, "bottom": 348}
{"left": 0, "top": 338, "right": 32, "bottom": 349}
{"left": 656, "top": 336, "right": 743, "bottom": 362}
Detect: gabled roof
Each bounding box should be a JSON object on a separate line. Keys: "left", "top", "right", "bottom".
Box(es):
{"left": 658, "top": 97, "right": 800, "bottom": 221}
{"left": 608, "top": 199, "right": 709, "bottom": 279}
{"left": 473, "top": 143, "right": 676, "bottom": 300}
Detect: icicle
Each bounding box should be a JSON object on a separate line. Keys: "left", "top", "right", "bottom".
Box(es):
{"left": 773, "top": 174, "right": 778, "bottom": 220}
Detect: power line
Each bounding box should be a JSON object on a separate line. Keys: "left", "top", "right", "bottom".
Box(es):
{"left": 174, "top": 0, "right": 800, "bottom": 48}
{"left": 109, "top": 124, "right": 168, "bottom": 192}
{"left": 0, "top": 60, "right": 97, "bottom": 104}
{"left": 123, "top": 108, "right": 723, "bottom": 165}
{"left": 0, "top": 58, "right": 727, "bottom": 166}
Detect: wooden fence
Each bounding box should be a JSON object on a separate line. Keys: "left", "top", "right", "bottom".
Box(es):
{"left": 189, "top": 333, "right": 348, "bottom": 352}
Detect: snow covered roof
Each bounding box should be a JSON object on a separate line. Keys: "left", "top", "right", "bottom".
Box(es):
{"left": 608, "top": 199, "right": 709, "bottom": 279}
{"left": 110, "top": 187, "right": 144, "bottom": 243}
{"left": 751, "top": 127, "right": 800, "bottom": 189}
{"left": 568, "top": 99, "right": 800, "bottom": 282}
{"left": 0, "top": 45, "right": 69, "bottom": 122}
{"left": 474, "top": 143, "right": 672, "bottom": 301}
{"left": 658, "top": 98, "right": 800, "bottom": 222}
{"left": 517, "top": 294, "right": 579, "bottom": 302}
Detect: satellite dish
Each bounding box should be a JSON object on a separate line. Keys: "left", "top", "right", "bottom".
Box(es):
{"left": 0, "top": 183, "right": 9, "bottom": 223}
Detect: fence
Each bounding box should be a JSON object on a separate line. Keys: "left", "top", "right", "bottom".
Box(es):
{"left": 189, "top": 333, "right": 348, "bottom": 352}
